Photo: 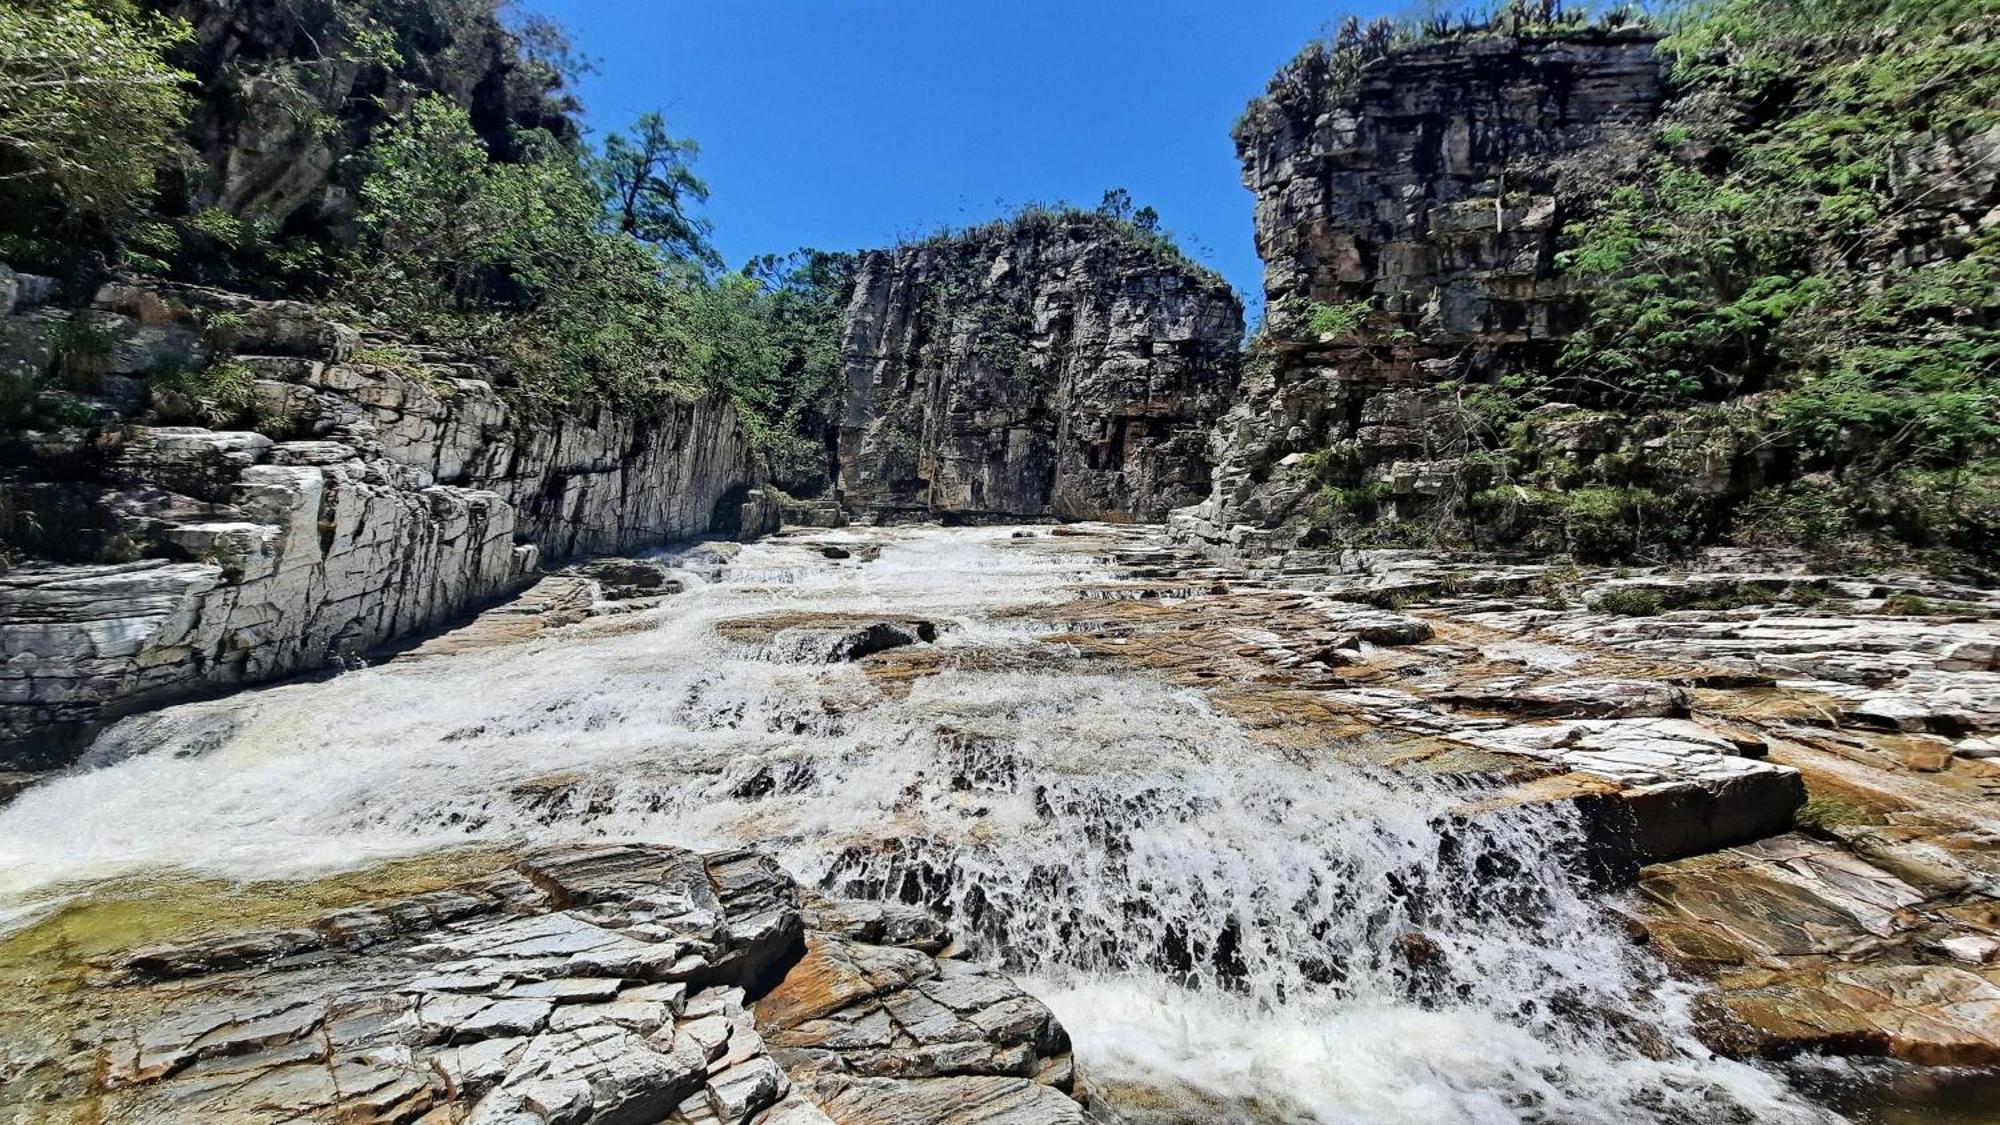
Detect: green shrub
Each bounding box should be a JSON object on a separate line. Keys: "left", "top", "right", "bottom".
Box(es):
{"left": 1733, "top": 483, "right": 1858, "bottom": 550}
{"left": 155, "top": 360, "right": 258, "bottom": 424}
{"left": 1303, "top": 299, "right": 1373, "bottom": 342}
{"left": 1597, "top": 587, "right": 1665, "bottom": 617}
{"left": 1794, "top": 795, "right": 1882, "bottom": 831}
{"left": 0, "top": 0, "right": 194, "bottom": 252}
{"left": 51, "top": 314, "right": 116, "bottom": 389}
{"left": 1556, "top": 0, "right": 1999, "bottom": 560}
{"left": 1879, "top": 593, "right": 1934, "bottom": 616}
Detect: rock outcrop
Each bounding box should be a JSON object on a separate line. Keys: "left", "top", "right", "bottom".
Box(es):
{"left": 0, "top": 279, "right": 767, "bottom": 763}
{"left": 835, "top": 212, "right": 1243, "bottom": 523}
{"left": 0, "top": 843, "right": 1084, "bottom": 1124}
{"left": 1175, "top": 30, "right": 1667, "bottom": 558}
{"left": 158, "top": 0, "right": 576, "bottom": 242}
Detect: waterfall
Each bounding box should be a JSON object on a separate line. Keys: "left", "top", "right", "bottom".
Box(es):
{"left": 0, "top": 527, "right": 1835, "bottom": 1124}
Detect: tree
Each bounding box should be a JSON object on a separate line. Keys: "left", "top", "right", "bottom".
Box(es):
{"left": 1097, "top": 187, "right": 1133, "bottom": 221}
{"left": 597, "top": 111, "right": 719, "bottom": 269}
{"left": 1132, "top": 205, "right": 1161, "bottom": 233}
{"left": 0, "top": 0, "right": 192, "bottom": 230}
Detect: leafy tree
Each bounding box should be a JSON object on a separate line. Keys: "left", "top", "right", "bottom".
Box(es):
{"left": 1096, "top": 187, "right": 1133, "bottom": 221}
{"left": 1132, "top": 205, "right": 1161, "bottom": 233}
{"left": 346, "top": 97, "right": 708, "bottom": 402}
{"left": 740, "top": 249, "right": 859, "bottom": 491}
{"left": 0, "top": 0, "right": 193, "bottom": 247}
{"left": 597, "top": 111, "right": 719, "bottom": 269}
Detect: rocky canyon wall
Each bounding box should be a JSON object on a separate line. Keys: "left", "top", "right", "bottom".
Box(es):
{"left": 0, "top": 276, "right": 769, "bottom": 764}
{"left": 834, "top": 213, "right": 1244, "bottom": 523}
{"left": 1173, "top": 30, "right": 1668, "bottom": 558}
{"left": 155, "top": 0, "right": 575, "bottom": 245}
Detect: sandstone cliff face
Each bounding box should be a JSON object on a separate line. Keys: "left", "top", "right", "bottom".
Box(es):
{"left": 835, "top": 214, "right": 1243, "bottom": 523}
{"left": 0, "top": 280, "right": 766, "bottom": 763}
{"left": 1174, "top": 30, "right": 1666, "bottom": 558}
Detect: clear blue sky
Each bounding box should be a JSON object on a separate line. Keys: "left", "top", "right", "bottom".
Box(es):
{"left": 537, "top": 1, "right": 1398, "bottom": 313}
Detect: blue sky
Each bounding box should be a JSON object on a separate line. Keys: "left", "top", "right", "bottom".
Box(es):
{"left": 538, "top": 1, "right": 1398, "bottom": 313}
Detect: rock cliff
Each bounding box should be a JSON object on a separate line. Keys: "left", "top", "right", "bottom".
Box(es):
{"left": 1174, "top": 29, "right": 1667, "bottom": 559}
{"left": 834, "top": 212, "right": 1243, "bottom": 523}
{"left": 0, "top": 277, "right": 770, "bottom": 764}
{"left": 157, "top": 0, "right": 575, "bottom": 243}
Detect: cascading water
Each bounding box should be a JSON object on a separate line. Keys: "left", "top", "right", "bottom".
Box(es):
{"left": 0, "top": 527, "right": 1839, "bottom": 1123}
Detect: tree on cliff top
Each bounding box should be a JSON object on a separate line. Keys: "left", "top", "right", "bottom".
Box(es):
{"left": 599, "top": 112, "right": 721, "bottom": 271}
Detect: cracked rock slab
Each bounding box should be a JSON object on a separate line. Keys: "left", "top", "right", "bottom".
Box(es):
{"left": 0, "top": 844, "right": 1083, "bottom": 1125}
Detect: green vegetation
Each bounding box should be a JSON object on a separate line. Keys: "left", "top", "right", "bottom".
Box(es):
{"left": 1794, "top": 794, "right": 1883, "bottom": 831}
{"left": 340, "top": 94, "right": 861, "bottom": 467}
{"left": 1558, "top": 0, "right": 2000, "bottom": 560}
{"left": 154, "top": 359, "right": 258, "bottom": 426}
{"left": 1302, "top": 299, "right": 1374, "bottom": 342}
{"left": 0, "top": 0, "right": 867, "bottom": 477}
{"left": 0, "top": 0, "right": 194, "bottom": 257}
{"left": 1596, "top": 586, "right": 1666, "bottom": 617}
{"left": 599, "top": 112, "right": 721, "bottom": 270}
{"left": 1270, "top": 0, "right": 1995, "bottom": 568}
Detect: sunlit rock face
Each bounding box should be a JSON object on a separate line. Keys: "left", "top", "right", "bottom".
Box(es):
{"left": 0, "top": 843, "right": 1084, "bottom": 1123}
{"left": 1175, "top": 30, "right": 1666, "bottom": 558}
{"left": 0, "top": 281, "right": 767, "bottom": 764}
{"left": 834, "top": 213, "right": 1244, "bottom": 524}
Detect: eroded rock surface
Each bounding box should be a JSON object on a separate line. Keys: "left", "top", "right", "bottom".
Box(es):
{"left": 1175, "top": 30, "right": 1665, "bottom": 557}
{"left": 836, "top": 213, "right": 1242, "bottom": 523}
{"left": 0, "top": 844, "right": 1080, "bottom": 1124}
{"left": 987, "top": 531, "right": 2000, "bottom": 1069}
{"left": 0, "top": 282, "right": 767, "bottom": 762}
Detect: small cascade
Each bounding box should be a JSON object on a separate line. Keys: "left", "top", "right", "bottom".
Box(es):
{"left": 0, "top": 527, "right": 1836, "bottom": 1123}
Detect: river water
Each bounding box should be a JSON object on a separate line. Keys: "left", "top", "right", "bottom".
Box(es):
{"left": 0, "top": 526, "right": 1841, "bottom": 1124}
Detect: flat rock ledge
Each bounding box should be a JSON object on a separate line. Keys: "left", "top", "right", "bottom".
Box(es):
{"left": 5, "top": 844, "right": 1082, "bottom": 1125}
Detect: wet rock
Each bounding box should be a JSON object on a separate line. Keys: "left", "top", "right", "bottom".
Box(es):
{"left": 740, "top": 615, "right": 944, "bottom": 664}
{"left": 4, "top": 844, "right": 1082, "bottom": 1124}
{"left": 1442, "top": 677, "right": 1692, "bottom": 719}
{"left": 1641, "top": 833, "right": 2000, "bottom": 1065}
{"left": 567, "top": 558, "right": 685, "bottom": 601}
{"left": 396, "top": 575, "right": 599, "bottom": 660}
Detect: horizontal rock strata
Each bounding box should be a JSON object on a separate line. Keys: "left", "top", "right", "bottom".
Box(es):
{"left": 0, "top": 280, "right": 768, "bottom": 763}
{"left": 1176, "top": 29, "right": 1666, "bottom": 558}
{"left": 0, "top": 843, "right": 1082, "bottom": 1124}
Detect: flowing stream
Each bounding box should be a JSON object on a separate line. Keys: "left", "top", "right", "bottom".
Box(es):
{"left": 0, "top": 526, "right": 1840, "bottom": 1123}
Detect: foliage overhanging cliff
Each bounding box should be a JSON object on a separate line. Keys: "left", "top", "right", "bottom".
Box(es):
{"left": 1178, "top": 0, "right": 1998, "bottom": 569}
{"left": 0, "top": 0, "right": 855, "bottom": 465}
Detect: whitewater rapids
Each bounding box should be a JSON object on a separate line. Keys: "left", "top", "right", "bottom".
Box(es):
{"left": 0, "top": 526, "right": 1839, "bottom": 1124}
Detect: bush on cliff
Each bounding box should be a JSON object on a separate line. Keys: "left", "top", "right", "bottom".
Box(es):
{"left": 0, "top": 0, "right": 194, "bottom": 263}
{"left": 1558, "top": 0, "right": 2000, "bottom": 560}
{"left": 343, "top": 93, "right": 855, "bottom": 475}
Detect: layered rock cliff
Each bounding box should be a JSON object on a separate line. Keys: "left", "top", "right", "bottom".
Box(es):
{"left": 1177, "top": 13, "right": 1998, "bottom": 565}
{"left": 0, "top": 277, "right": 769, "bottom": 763}
{"left": 834, "top": 213, "right": 1243, "bottom": 523}
{"left": 1174, "top": 29, "right": 1667, "bottom": 559}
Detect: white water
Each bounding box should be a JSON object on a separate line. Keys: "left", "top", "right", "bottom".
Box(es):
{"left": 0, "top": 526, "right": 1837, "bottom": 1123}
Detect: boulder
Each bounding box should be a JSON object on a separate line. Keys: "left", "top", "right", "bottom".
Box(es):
{"left": 0, "top": 844, "right": 1082, "bottom": 1124}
